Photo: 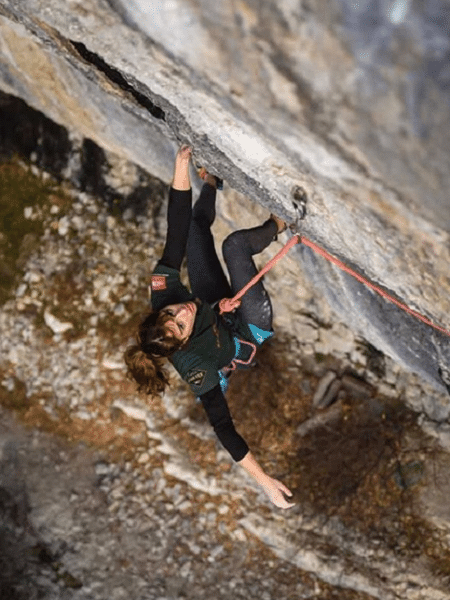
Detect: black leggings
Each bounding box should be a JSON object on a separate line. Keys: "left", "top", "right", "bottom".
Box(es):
{"left": 186, "top": 184, "right": 277, "bottom": 332}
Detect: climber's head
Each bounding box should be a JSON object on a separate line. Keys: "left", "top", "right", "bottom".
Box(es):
{"left": 123, "top": 302, "right": 197, "bottom": 395}
{"left": 157, "top": 301, "right": 197, "bottom": 343}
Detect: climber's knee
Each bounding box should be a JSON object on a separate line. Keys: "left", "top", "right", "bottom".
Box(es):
{"left": 222, "top": 230, "right": 248, "bottom": 262}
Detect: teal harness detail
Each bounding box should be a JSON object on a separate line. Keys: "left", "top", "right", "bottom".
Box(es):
{"left": 217, "top": 325, "right": 274, "bottom": 394}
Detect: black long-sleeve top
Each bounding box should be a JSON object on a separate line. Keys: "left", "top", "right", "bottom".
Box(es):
{"left": 150, "top": 187, "right": 249, "bottom": 462}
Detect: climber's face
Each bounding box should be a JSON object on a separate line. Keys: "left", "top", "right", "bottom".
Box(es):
{"left": 161, "top": 302, "right": 197, "bottom": 342}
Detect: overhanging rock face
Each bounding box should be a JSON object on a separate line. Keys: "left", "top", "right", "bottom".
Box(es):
{"left": 0, "top": 0, "right": 449, "bottom": 393}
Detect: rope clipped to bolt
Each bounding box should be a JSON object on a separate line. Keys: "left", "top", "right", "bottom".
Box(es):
{"left": 218, "top": 233, "right": 450, "bottom": 339}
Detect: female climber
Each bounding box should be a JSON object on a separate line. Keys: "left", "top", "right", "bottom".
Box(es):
{"left": 125, "top": 145, "right": 295, "bottom": 509}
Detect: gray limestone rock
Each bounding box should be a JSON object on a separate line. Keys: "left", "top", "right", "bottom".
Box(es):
{"left": 0, "top": 0, "right": 449, "bottom": 397}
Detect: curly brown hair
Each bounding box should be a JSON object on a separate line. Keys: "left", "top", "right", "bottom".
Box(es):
{"left": 124, "top": 311, "right": 186, "bottom": 396}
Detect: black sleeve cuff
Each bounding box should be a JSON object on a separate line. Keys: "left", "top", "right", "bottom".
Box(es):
{"left": 199, "top": 385, "right": 249, "bottom": 462}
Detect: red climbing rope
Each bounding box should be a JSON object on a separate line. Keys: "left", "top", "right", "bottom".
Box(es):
{"left": 219, "top": 233, "right": 450, "bottom": 339}
{"left": 300, "top": 235, "right": 450, "bottom": 338}
{"left": 219, "top": 234, "right": 300, "bottom": 314}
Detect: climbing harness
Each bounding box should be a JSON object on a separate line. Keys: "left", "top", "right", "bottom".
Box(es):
{"left": 222, "top": 337, "right": 257, "bottom": 375}
{"left": 218, "top": 337, "right": 258, "bottom": 394}
{"left": 219, "top": 233, "right": 450, "bottom": 339}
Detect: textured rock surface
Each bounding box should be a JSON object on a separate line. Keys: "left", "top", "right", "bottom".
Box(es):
{"left": 0, "top": 0, "right": 450, "bottom": 394}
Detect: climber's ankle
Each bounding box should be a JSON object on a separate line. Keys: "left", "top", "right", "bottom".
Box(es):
{"left": 270, "top": 213, "right": 287, "bottom": 235}
{"left": 204, "top": 173, "right": 218, "bottom": 188}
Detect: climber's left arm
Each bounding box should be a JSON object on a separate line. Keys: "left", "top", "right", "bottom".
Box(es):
{"left": 200, "top": 385, "right": 295, "bottom": 509}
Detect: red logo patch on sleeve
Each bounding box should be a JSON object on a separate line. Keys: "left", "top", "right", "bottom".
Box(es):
{"left": 151, "top": 275, "right": 167, "bottom": 291}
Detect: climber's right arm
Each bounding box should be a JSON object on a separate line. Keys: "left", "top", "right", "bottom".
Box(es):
{"left": 159, "top": 146, "right": 192, "bottom": 271}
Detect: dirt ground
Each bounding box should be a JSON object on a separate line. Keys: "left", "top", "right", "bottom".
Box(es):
{"left": 1, "top": 155, "right": 450, "bottom": 597}
{"left": 4, "top": 328, "right": 449, "bottom": 586}
{"left": 223, "top": 336, "right": 450, "bottom": 582}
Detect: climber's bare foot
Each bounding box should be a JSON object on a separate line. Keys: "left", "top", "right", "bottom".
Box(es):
{"left": 198, "top": 167, "right": 223, "bottom": 190}
{"left": 270, "top": 213, "right": 287, "bottom": 234}
{"left": 198, "top": 167, "right": 218, "bottom": 189}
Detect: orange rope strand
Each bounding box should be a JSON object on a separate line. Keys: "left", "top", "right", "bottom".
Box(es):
{"left": 219, "top": 233, "right": 450, "bottom": 339}
{"left": 218, "top": 235, "right": 300, "bottom": 314}
{"left": 300, "top": 235, "right": 450, "bottom": 337}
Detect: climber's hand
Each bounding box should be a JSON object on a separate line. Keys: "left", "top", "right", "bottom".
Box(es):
{"left": 262, "top": 476, "right": 296, "bottom": 509}
{"left": 172, "top": 145, "right": 192, "bottom": 190}
{"left": 176, "top": 144, "right": 192, "bottom": 162}
{"left": 237, "top": 452, "right": 295, "bottom": 510}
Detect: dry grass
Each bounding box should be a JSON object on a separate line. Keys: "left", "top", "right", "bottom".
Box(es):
{"left": 0, "top": 160, "right": 69, "bottom": 304}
